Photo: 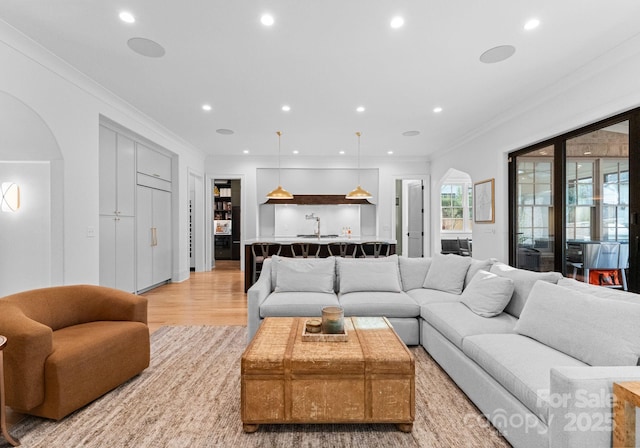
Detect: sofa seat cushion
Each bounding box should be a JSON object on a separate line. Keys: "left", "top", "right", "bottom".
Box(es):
{"left": 421, "top": 302, "right": 517, "bottom": 349}
{"left": 40, "top": 321, "right": 150, "bottom": 420}
{"left": 338, "top": 291, "right": 420, "bottom": 318}
{"left": 462, "top": 333, "right": 587, "bottom": 424}
{"left": 260, "top": 292, "right": 340, "bottom": 318}
{"left": 406, "top": 288, "right": 461, "bottom": 306}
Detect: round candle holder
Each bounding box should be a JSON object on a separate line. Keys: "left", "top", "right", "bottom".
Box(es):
{"left": 321, "top": 306, "right": 344, "bottom": 334}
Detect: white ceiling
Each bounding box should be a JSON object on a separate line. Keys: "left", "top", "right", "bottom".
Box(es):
{"left": 1, "top": 1, "right": 640, "bottom": 158}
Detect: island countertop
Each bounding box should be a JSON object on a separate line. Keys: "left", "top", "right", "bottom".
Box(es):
{"left": 243, "top": 236, "right": 397, "bottom": 244}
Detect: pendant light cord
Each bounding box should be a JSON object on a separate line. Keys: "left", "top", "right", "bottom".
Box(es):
{"left": 277, "top": 131, "right": 282, "bottom": 185}
{"left": 356, "top": 131, "right": 361, "bottom": 186}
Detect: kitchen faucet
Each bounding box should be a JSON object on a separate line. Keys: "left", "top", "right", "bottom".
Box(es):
{"left": 305, "top": 213, "right": 321, "bottom": 239}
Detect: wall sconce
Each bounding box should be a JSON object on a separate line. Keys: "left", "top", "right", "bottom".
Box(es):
{"left": 1, "top": 182, "right": 21, "bottom": 212}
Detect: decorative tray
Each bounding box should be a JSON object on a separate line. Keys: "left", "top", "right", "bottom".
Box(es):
{"left": 301, "top": 319, "right": 349, "bottom": 342}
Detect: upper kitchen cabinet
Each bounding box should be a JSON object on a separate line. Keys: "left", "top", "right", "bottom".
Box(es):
{"left": 136, "top": 143, "right": 172, "bottom": 191}
{"left": 99, "top": 126, "right": 135, "bottom": 216}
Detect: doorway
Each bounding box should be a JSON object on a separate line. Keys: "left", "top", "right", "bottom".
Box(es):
{"left": 213, "top": 179, "right": 241, "bottom": 261}
{"left": 394, "top": 177, "right": 428, "bottom": 257}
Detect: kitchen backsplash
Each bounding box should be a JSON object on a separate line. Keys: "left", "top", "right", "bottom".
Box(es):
{"left": 274, "top": 205, "right": 361, "bottom": 237}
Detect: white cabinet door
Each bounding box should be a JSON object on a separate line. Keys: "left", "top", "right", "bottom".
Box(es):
{"left": 137, "top": 144, "right": 172, "bottom": 181}
{"left": 116, "top": 134, "right": 135, "bottom": 216}
{"left": 136, "top": 186, "right": 154, "bottom": 291}
{"left": 100, "top": 215, "right": 135, "bottom": 292}
{"left": 99, "top": 126, "right": 117, "bottom": 215}
{"left": 153, "top": 189, "right": 172, "bottom": 283}
{"left": 136, "top": 185, "right": 172, "bottom": 291}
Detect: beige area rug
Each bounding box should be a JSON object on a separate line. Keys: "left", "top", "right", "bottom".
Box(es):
{"left": 4, "top": 326, "right": 510, "bottom": 448}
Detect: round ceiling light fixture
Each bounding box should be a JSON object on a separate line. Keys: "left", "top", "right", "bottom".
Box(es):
{"left": 202, "top": 104, "right": 212, "bottom": 112}
{"left": 281, "top": 105, "right": 291, "bottom": 112}
{"left": 216, "top": 129, "right": 234, "bottom": 135}
{"left": 402, "top": 130, "right": 420, "bottom": 137}
{"left": 261, "top": 14, "right": 274, "bottom": 26}
{"left": 479, "top": 45, "right": 516, "bottom": 64}
{"left": 524, "top": 18, "right": 540, "bottom": 30}
{"left": 356, "top": 106, "right": 365, "bottom": 113}
{"left": 390, "top": 16, "right": 404, "bottom": 29}
{"left": 119, "top": 11, "right": 136, "bottom": 24}
{"left": 127, "top": 37, "right": 165, "bottom": 58}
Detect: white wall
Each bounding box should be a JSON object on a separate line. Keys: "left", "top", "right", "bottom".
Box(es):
{"left": 0, "top": 21, "right": 206, "bottom": 292}
{"left": 429, "top": 33, "right": 640, "bottom": 262}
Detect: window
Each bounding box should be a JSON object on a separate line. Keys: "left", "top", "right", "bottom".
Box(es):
{"left": 441, "top": 183, "right": 473, "bottom": 231}
{"left": 566, "top": 161, "right": 594, "bottom": 241}
{"left": 602, "top": 160, "right": 629, "bottom": 241}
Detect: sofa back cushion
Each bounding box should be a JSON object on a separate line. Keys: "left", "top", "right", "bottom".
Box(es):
{"left": 557, "top": 278, "right": 640, "bottom": 304}
{"left": 423, "top": 254, "right": 471, "bottom": 295}
{"left": 273, "top": 257, "right": 335, "bottom": 293}
{"left": 515, "top": 281, "right": 640, "bottom": 366}
{"left": 464, "top": 258, "right": 496, "bottom": 288}
{"left": 461, "top": 270, "right": 515, "bottom": 317}
{"left": 489, "top": 262, "right": 562, "bottom": 317}
{"left": 337, "top": 257, "right": 402, "bottom": 294}
{"left": 398, "top": 257, "right": 432, "bottom": 291}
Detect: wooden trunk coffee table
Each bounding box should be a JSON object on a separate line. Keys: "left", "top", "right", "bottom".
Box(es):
{"left": 241, "top": 316, "right": 414, "bottom": 432}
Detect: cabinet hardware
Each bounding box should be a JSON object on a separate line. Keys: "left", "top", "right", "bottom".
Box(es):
{"left": 151, "top": 227, "right": 158, "bottom": 246}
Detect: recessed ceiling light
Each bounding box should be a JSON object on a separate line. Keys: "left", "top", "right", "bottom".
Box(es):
{"left": 216, "top": 129, "right": 234, "bottom": 135}
{"left": 339, "top": 150, "right": 345, "bottom": 155}
{"left": 281, "top": 105, "right": 291, "bottom": 112}
{"left": 390, "top": 17, "right": 404, "bottom": 29}
{"left": 202, "top": 104, "right": 212, "bottom": 112}
{"left": 402, "top": 130, "right": 420, "bottom": 137}
{"left": 584, "top": 151, "right": 592, "bottom": 155}
{"left": 119, "top": 11, "right": 135, "bottom": 24}
{"left": 243, "top": 149, "right": 250, "bottom": 154}
{"left": 127, "top": 38, "right": 165, "bottom": 58}
{"left": 356, "top": 106, "right": 365, "bottom": 112}
{"left": 261, "top": 14, "right": 274, "bottom": 26}
{"left": 433, "top": 106, "right": 443, "bottom": 113}
{"left": 524, "top": 18, "right": 540, "bottom": 30}
{"left": 479, "top": 45, "right": 516, "bottom": 63}
{"left": 387, "top": 151, "right": 394, "bottom": 155}
{"left": 292, "top": 150, "right": 299, "bottom": 154}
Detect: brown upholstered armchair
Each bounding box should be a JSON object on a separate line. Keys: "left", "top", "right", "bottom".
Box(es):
{"left": 0, "top": 285, "right": 150, "bottom": 420}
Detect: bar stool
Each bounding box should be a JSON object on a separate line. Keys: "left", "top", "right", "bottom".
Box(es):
{"left": 327, "top": 242, "right": 357, "bottom": 258}
{"left": 291, "top": 242, "right": 321, "bottom": 258}
{"left": 359, "top": 241, "right": 391, "bottom": 258}
{"left": 252, "top": 243, "right": 281, "bottom": 284}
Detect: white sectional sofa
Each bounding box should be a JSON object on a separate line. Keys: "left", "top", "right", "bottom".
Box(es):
{"left": 247, "top": 254, "right": 640, "bottom": 448}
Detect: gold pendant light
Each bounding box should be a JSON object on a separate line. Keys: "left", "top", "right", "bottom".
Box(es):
{"left": 266, "top": 131, "right": 294, "bottom": 199}
{"left": 346, "top": 131, "right": 372, "bottom": 199}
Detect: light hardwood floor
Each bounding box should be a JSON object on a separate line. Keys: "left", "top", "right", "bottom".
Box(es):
{"left": 144, "top": 260, "right": 247, "bottom": 333}
{"left": 6, "top": 261, "right": 246, "bottom": 428}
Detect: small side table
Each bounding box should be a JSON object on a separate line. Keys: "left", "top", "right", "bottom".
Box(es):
{"left": 613, "top": 381, "right": 640, "bottom": 448}
{"left": 0, "top": 335, "right": 20, "bottom": 446}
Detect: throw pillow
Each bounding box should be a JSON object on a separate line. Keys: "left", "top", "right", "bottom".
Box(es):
{"left": 338, "top": 261, "right": 402, "bottom": 294}
{"left": 398, "top": 257, "right": 432, "bottom": 291}
{"left": 515, "top": 281, "right": 640, "bottom": 366}
{"left": 461, "top": 270, "right": 515, "bottom": 317}
{"left": 422, "top": 254, "right": 472, "bottom": 295}
{"left": 273, "top": 257, "right": 335, "bottom": 293}
{"left": 489, "top": 262, "right": 562, "bottom": 317}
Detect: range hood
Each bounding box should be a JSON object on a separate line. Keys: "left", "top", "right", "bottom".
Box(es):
{"left": 264, "top": 194, "right": 372, "bottom": 205}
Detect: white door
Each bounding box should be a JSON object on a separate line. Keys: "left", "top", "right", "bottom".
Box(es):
{"left": 407, "top": 180, "right": 424, "bottom": 257}
{"left": 115, "top": 216, "right": 135, "bottom": 292}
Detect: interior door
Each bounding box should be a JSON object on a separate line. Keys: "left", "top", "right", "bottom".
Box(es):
{"left": 407, "top": 180, "right": 424, "bottom": 257}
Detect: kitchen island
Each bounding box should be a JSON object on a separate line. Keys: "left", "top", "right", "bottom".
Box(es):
{"left": 243, "top": 237, "right": 397, "bottom": 291}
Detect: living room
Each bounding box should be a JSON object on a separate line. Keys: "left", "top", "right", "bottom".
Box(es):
{"left": 1, "top": 2, "right": 640, "bottom": 447}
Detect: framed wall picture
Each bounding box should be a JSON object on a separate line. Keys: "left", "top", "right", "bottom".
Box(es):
{"left": 474, "top": 178, "right": 495, "bottom": 223}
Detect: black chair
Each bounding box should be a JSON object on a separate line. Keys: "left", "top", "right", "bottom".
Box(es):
{"left": 327, "top": 242, "right": 357, "bottom": 258}
{"left": 441, "top": 239, "right": 461, "bottom": 255}
{"left": 251, "top": 243, "right": 282, "bottom": 284}
{"left": 291, "top": 242, "right": 321, "bottom": 258}
{"left": 359, "top": 242, "right": 390, "bottom": 258}
{"left": 457, "top": 238, "right": 472, "bottom": 256}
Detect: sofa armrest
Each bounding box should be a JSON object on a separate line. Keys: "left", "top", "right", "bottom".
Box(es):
{"left": 549, "top": 366, "right": 640, "bottom": 448}
{"left": 0, "top": 301, "right": 53, "bottom": 410}
{"left": 247, "top": 259, "right": 273, "bottom": 344}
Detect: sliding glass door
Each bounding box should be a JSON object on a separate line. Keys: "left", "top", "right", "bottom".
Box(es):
{"left": 509, "top": 108, "right": 639, "bottom": 292}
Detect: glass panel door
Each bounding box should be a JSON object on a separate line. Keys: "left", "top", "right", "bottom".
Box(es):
{"left": 565, "top": 121, "right": 629, "bottom": 287}
{"left": 514, "top": 146, "right": 555, "bottom": 271}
